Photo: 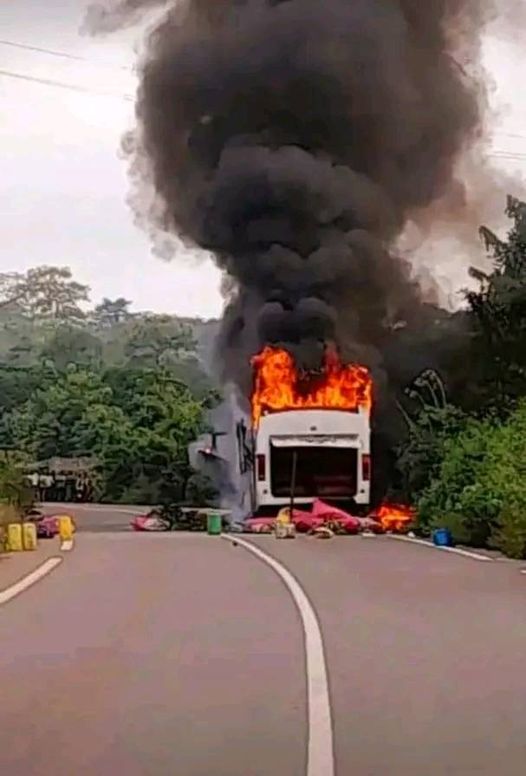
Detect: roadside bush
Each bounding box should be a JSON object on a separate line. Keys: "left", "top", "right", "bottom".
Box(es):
{"left": 418, "top": 401, "right": 526, "bottom": 555}
{"left": 396, "top": 404, "right": 467, "bottom": 505}
{"left": 484, "top": 402, "right": 526, "bottom": 558}
{"left": 418, "top": 418, "right": 497, "bottom": 544}
{"left": 117, "top": 473, "right": 164, "bottom": 506}
{"left": 0, "top": 460, "right": 34, "bottom": 553}
{"left": 0, "top": 504, "right": 22, "bottom": 553}
{"left": 490, "top": 503, "right": 526, "bottom": 559}
{"left": 0, "top": 460, "right": 33, "bottom": 515}
{"left": 427, "top": 512, "right": 474, "bottom": 545}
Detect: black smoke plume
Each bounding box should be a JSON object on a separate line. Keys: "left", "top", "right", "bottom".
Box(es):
{"left": 85, "top": 0, "right": 519, "bottom": 492}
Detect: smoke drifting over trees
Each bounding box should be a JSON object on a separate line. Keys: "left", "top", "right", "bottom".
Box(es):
{"left": 85, "top": 1, "right": 518, "bottom": 394}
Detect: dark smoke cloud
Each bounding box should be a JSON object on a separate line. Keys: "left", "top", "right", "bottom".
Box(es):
{"left": 85, "top": 0, "right": 519, "bottom": 396}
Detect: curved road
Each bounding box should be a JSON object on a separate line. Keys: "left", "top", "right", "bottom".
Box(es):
{"left": 0, "top": 505, "right": 525, "bottom": 775}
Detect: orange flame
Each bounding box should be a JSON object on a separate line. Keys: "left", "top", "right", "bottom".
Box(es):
{"left": 251, "top": 345, "right": 373, "bottom": 426}
{"left": 375, "top": 503, "right": 415, "bottom": 533}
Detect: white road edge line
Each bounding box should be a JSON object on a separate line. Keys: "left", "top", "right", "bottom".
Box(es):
{"left": 390, "top": 535, "right": 493, "bottom": 562}
{"left": 0, "top": 557, "right": 63, "bottom": 605}
{"left": 61, "top": 540, "right": 74, "bottom": 552}
{"left": 222, "top": 535, "right": 334, "bottom": 776}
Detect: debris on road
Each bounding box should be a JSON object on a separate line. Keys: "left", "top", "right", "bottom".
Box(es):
{"left": 28, "top": 514, "right": 77, "bottom": 540}
{"left": 130, "top": 506, "right": 231, "bottom": 533}
{"left": 275, "top": 510, "right": 296, "bottom": 539}
{"left": 245, "top": 498, "right": 388, "bottom": 537}
{"left": 131, "top": 514, "right": 169, "bottom": 532}
{"left": 313, "top": 526, "right": 335, "bottom": 540}
{"left": 129, "top": 498, "right": 416, "bottom": 539}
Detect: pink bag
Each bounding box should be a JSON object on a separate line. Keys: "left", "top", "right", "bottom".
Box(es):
{"left": 311, "top": 499, "right": 361, "bottom": 529}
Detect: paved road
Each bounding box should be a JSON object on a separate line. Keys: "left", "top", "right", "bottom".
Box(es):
{"left": 1, "top": 509, "right": 526, "bottom": 775}
{"left": 0, "top": 533, "right": 306, "bottom": 776}
{"left": 249, "top": 535, "right": 526, "bottom": 775}
{"left": 41, "top": 502, "right": 143, "bottom": 532}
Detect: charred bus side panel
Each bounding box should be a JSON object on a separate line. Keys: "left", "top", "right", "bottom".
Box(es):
{"left": 250, "top": 407, "right": 370, "bottom": 514}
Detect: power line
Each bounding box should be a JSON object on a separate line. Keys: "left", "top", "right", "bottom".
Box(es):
{"left": 493, "top": 131, "right": 526, "bottom": 141}
{"left": 490, "top": 151, "right": 526, "bottom": 159}
{"left": 1, "top": 57, "right": 523, "bottom": 154}
{"left": 0, "top": 38, "right": 131, "bottom": 71}
{"left": 0, "top": 68, "right": 133, "bottom": 101}
{"left": 488, "top": 154, "right": 526, "bottom": 165}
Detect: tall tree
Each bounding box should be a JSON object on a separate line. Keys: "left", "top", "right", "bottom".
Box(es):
{"left": 0, "top": 272, "right": 27, "bottom": 311}
{"left": 466, "top": 196, "right": 526, "bottom": 411}
{"left": 124, "top": 314, "right": 197, "bottom": 367}
{"left": 7, "top": 266, "right": 90, "bottom": 322}
{"left": 93, "top": 297, "right": 132, "bottom": 328}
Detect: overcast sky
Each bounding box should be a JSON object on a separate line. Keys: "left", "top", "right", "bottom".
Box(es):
{"left": 1, "top": 1, "right": 525, "bottom": 317}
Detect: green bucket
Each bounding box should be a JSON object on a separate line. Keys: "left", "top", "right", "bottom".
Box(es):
{"left": 207, "top": 512, "right": 222, "bottom": 536}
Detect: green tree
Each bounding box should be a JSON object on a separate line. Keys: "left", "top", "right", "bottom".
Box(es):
{"left": 4, "top": 365, "right": 114, "bottom": 460}
{"left": 395, "top": 370, "right": 467, "bottom": 503}
{"left": 93, "top": 297, "right": 132, "bottom": 328}
{"left": 4, "top": 335, "right": 36, "bottom": 368}
{"left": 418, "top": 401, "right": 526, "bottom": 557}
{"left": 0, "top": 266, "right": 218, "bottom": 506}
{"left": 396, "top": 404, "right": 467, "bottom": 504}
{"left": 41, "top": 325, "right": 103, "bottom": 371}
{"left": 484, "top": 402, "right": 526, "bottom": 558}
{"left": 4, "top": 364, "right": 207, "bottom": 505}
{"left": 105, "top": 367, "right": 206, "bottom": 499}
{"left": 8, "top": 266, "right": 90, "bottom": 321}
{"left": 0, "top": 272, "right": 28, "bottom": 312}
{"left": 0, "top": 366, "right": 46, "bottom": 415}
{"left": 465, "top": 196, "right": 526, "bottom": 411}
{"left": 418, "top": 418, "right": 497, "bottom": 545}
{"left": 0, "top": 457, "right": 33, "bottom": 536}
{"left": 124, "top": 314, "right": 196, "bottom": 368}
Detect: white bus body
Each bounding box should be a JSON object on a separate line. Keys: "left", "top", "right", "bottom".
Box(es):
{"left": 249, "top": 407, "right": 371, "bottom": 514}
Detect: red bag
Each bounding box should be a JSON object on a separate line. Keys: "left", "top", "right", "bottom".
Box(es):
{"left": 311, "top": 499, "right": 361, "bottom": 529}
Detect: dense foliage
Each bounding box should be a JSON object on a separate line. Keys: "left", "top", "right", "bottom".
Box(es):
{"left": 0, "top": 269, "right": 219, "bottom": 505}
{"left": 418, "top": 404, "right": 526, "bottom": 557}
{"left": 397, "top": 197, "right": 526, "bottom": 558}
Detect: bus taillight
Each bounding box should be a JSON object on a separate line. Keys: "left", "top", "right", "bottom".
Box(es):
{"left": 257, "top": 454, "right": 266, "bottom": 481}
{"left": 361, "top": 454, "right": 371, "bottom": 482}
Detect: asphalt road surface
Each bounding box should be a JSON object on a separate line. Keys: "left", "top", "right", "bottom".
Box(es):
{"left": 1, "top": 507, "right": 526, "bottom": 775}
{"left": 41, "top": 502, "right": 144, "bottom": 532}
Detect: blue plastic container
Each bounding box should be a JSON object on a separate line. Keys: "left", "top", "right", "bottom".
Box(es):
{"left": 433, "top": 527, "right": 453, "bottom": 547}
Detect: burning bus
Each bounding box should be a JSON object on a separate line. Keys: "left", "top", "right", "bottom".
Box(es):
{"left": 239, "top": 345, "right": 373, "bottom": 516}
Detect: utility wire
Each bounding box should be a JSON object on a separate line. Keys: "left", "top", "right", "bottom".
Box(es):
{"left": 493, "top": 131, "right": 526, "bottom": 141}
{"left": 488, "top": 155, "right": 526, "bottom": 165}
{"left": 0, "top": 68, "right": 133, "bottom": 101}
{"left": 0, "top": 38, "right": 131, "bottom": 71}
{"left": 490, "top": 151, "right": 526, "bottom": 160}
{"left": 0, "top": 51, "right": 523, "bottom": 152}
